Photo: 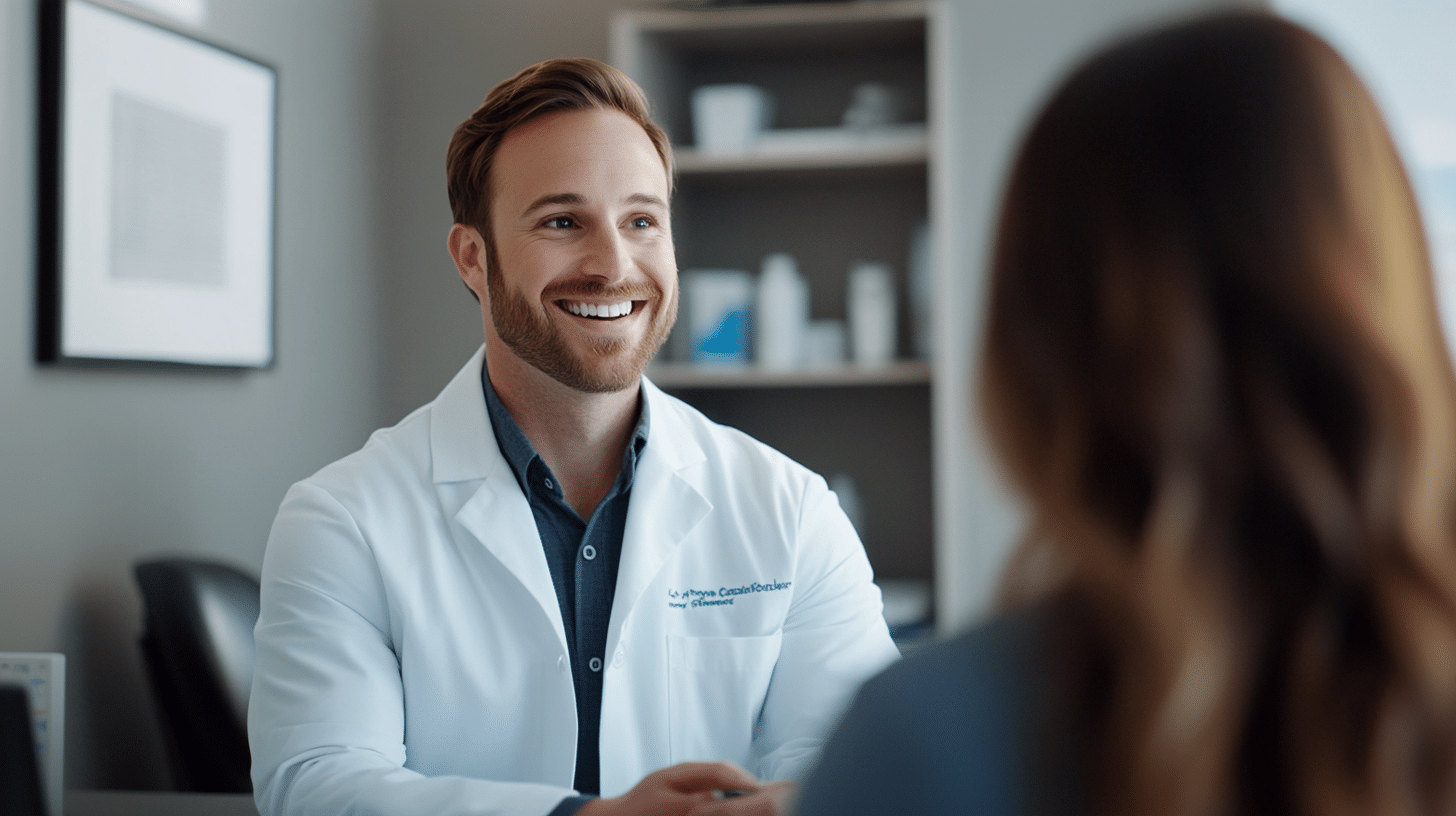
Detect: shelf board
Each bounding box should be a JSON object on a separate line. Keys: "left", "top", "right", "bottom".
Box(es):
{"left": 622, "top": 0, "right": 931, "bottom": 45}
{"left": 676, "top": 139, "right": 927, "bottom": 174}
{"left": 648, "top": 360, "right": 931, "bottom": 389}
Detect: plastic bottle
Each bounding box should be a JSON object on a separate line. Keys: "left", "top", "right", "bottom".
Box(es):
{"left": 848, "top": 261, "right": 896, "bottom": 366}
{"left": 754, "top": 253, "right": 809, "bottom": 370}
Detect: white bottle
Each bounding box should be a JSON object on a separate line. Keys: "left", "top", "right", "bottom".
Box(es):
{"left": 848, "top": 261, "right": 896, "bottom": 366}
{"left": 754, "top": 253, "right": 809, "bottom": 370}
{"left": 829, "top": 472, "right": 865, "bottom": 534}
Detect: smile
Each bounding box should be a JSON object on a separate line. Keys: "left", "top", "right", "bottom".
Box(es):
{"left": 561, "top": 300, "right": 635, "bottom": 319}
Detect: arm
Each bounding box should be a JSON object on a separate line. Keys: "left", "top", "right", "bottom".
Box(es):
{"left": 248, "top": 481, "right": 578, "bottom": 816}
{"left": 749, "top": 474, "right": 901, "bottom": 783}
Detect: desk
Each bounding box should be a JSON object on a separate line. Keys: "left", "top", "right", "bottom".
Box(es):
{"left": 65, "top": 791, "right": 258, "bottom": 816}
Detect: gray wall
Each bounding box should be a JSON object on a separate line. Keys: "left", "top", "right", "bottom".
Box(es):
{"left": 0, "top": 0, "right": 383, "bottom": 790}
{"left": 375, "top": 0, "right": 631, "bottom": 423}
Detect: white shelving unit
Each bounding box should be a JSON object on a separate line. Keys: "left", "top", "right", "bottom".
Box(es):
{"left": 613, "top": 0, "right": 942, "bottom": 622}
{"left": 648, "top": 359, "right": 931, "bottom": 389}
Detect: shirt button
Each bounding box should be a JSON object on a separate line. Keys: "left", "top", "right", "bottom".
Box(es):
{"left": 589, "top": 657, "right": 603, "bottom": 673}
{"left": 557, "top": 655, "right": 567, "bottom": 673}
{"left": 544, "top": 477, "right": 554, "bottom": 490}
{"left": 582, "top": 544, "right": 597, "bottom": 561}
{"left": 611, "top": 649, "right": 624, "bottom": 669}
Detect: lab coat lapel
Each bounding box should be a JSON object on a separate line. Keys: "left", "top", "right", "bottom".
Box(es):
{"left": 455, "top": 474, "right": 568, "bottom": 653}
{"left": 607, "top": 380, "right": 711, "bottom": 655}
{"left": 430, "top": 347, "right": 569, "bottom": 655}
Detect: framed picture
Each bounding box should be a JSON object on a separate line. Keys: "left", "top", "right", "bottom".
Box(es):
{"left": 37, "top": 0, "right": 277, "bottom": 367}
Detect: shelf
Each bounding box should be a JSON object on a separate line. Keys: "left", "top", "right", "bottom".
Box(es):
{"left": 676, "top": 125, "right": 928, "bottom": 174}
{"left": 647, "top": 360, "right": 931, "bottom": 389}
{"left": 621, "top": 1, "right": 930, "bottom": 47}
{"left": 615, "top": 1, "right": 940, "bottom": 587}
{"left": 613, "top": 1, "right": 930, "bottom": 144}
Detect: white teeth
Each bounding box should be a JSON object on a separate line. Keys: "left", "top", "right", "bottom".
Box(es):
{"left": 565, "top": 301, "right": 632, "bottom": 318}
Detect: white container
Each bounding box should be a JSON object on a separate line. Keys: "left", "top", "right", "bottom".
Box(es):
{"left": 683, "top": 269, "right": 753, "bottom": 366}
{"left": 848, "top": 261, "right": 897, "bottom": 366}
{"left": 829, "top": 472, "right": 865, "bottom": 533}
{"left": 804, "top": 319, "right": 846, "bottom": 368}
{"left": 692, "top": 84, "right": 771, "bottom": 155}
{"left": 754, "top": 253, "right": 809, "bottom": 370}
{"left": 842, "top": 82, "right": 902, "bottom": 130}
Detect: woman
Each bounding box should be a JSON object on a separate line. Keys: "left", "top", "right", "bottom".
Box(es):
{"left": 796, "top": 11, "right": 1456, "bottom": 816}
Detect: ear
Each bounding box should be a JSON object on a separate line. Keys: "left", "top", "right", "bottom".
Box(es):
{"left": 448, "top": 223, "right": 489, "bottom": 302}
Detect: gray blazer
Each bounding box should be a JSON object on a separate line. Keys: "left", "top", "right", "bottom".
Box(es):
{"left": 795, "top": 606, "right": 1079, "bottom": 816}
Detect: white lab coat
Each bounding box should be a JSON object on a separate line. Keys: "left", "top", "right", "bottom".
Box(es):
{"left": 248, "top": 347, "right": 900, "bottom": 816}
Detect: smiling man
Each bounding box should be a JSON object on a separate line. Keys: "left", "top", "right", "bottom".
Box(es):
{"left": 248, "top": 59, "right": 899, "bottom": 816}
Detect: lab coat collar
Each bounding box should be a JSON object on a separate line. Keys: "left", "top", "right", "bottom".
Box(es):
{"left": 429, "top": 346, "right": 504, "bottom": 484}
{"left": 426, "top": 348, "right": 714, "bottom": 658}
{"left": 428, "top": 346, "right": 708, "bottom": 485}
{"left": 428, "top": 347, "right": 567, "bottom": 653}
{"left": 608, "top": 377, "right": 712, "bottom": 655}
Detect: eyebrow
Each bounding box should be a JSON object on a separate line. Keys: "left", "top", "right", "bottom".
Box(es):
{"left": 519, "top": 192, "right": 669, "bottom": 218}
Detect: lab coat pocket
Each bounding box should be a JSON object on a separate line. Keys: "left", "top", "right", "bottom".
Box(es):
{"left": 665, "top": 632, "right": 783, "bottom": 764}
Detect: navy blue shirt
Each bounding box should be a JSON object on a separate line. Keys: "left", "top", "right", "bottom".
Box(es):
{"left": 482, "top": 368, "right": 648, "bottom": 805}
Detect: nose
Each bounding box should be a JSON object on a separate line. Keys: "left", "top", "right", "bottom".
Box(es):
{"left": 581, "top": 224, "right": 634, "bottom": 284}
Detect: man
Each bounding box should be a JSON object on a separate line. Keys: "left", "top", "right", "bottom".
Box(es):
{"left": 248, "top": 58, "right": 899, "bottom": 816}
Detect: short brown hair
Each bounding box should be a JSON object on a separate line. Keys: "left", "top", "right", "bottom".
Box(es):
{"left": 446, "top": 58, "right": 672, "bottom": 251}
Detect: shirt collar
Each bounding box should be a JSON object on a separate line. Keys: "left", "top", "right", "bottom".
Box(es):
{"left": 481, "top": 363, "right": 650, "bottom": 494}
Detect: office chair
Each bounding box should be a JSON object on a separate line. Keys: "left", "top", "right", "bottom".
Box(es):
{"left": 134, "top": 558, "right": 259, "bottom": 793}
{"left": 0, "top": 683, "right": 46, "bottom": 816}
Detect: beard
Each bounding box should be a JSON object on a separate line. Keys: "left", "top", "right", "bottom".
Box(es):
{"left": 487, "top": 265, "right": 677, "bottom": 394}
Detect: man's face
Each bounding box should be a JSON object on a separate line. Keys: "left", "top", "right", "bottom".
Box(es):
{"left": 485, "top": 107, "right": 677, "bottom": 394}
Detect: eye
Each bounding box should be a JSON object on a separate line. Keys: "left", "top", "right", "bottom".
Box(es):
{"left": 629, "top": 216, "right": 654, "bottom": 229}
{"left": 542, "top": 215, "right": 578, "bottom": 230}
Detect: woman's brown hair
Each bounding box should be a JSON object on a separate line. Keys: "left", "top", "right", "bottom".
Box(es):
{"left": 982, "top": 11, "right": 1456, "bottom": 815}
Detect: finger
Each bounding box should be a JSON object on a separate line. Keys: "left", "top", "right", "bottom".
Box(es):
{"left": 761, "top": 780, "right": 798, "bottom": 813}
{"left": 667, "top": 762, "right": 760, "bottom": 794}
{"left": 684, "top": 789, "right": 779, "bottom": 816}
{"left": 658, "top": 761, "right": 761, "bottom": 794}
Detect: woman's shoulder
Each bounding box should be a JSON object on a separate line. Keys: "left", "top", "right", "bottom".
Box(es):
{"left": 869, "top": 603, "right": 1049, "bottom": 701}
{"left": 797, "top": 604, "right": 1069, "bottom": 816}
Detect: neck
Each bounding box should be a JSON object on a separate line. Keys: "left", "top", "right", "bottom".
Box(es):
{"left": 485, "top": 345, "right": 641, "bottom": 519}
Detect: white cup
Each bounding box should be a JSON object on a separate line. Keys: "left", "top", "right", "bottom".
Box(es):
{"left": 692, "top": 84, "right": 771, "bottom": 155}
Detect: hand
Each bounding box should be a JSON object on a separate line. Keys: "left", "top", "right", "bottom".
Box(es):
{"left": 579, "top": 762, "right": 764, "bottom": 816}
{"left": 686, "top": 780, "right": 797, "bottom": 816}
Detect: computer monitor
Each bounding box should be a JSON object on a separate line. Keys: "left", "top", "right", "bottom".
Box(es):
{"left": 0, "top": 654, "right": 62, "bottom": 816}
{"left": 0, "top": 683, "right": 46, "bottom": 816}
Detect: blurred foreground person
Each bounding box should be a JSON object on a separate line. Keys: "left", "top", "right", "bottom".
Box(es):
{"left": 796, "top": 10, "right": 1456, "bottom": 816}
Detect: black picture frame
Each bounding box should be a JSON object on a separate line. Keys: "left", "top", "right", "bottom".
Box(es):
{"left": 37, "top": 0, "right": 277, "bottom": 368}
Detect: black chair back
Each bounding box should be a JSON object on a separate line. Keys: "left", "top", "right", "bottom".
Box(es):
{"left": 135, "top": 558, "right": 260, "bottom": 793}
{"left": 0, "top": 683, "right": 46, "bottom": 816}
